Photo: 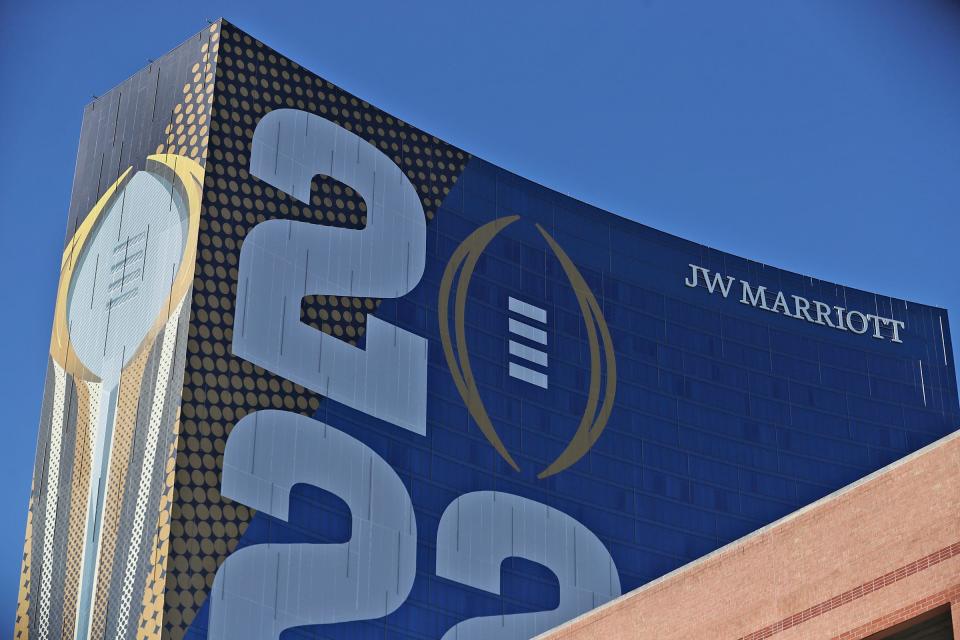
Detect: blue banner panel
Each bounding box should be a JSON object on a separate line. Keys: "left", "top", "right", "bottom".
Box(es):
{"left": 179, "top": 22, "right": 958, "bottom": 639}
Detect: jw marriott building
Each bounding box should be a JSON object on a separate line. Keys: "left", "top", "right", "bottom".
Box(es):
{"left": 15, "top": 19, "right": 960, "bottom": 640}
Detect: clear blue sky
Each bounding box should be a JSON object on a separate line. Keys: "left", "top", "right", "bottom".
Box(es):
{"left": 2, "top": 0, "right": 959, "bottom": 630}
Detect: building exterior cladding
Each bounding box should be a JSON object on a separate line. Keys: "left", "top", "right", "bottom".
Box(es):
{"left": 14, "top": 18, "right": 959, "bottom": 640}
{"left": 539, "top": 431, "right": 960, "bottom": 640}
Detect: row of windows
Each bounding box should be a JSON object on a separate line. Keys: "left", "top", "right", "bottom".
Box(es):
{"left": 408, "top": 321, "right": 952, "bottom": 439}
{"left": 378, "top": 294, "right": 954, "bottom": 419}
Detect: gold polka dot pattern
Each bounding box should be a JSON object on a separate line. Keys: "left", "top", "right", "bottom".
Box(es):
{"left": 14, "top": 484, "right": 33, "bottom": 640}
{"left": 58, "top": 381, "right": 96, "bottom": 640}
{"left": 136, "top": 437, "right": 178, "bottom": 640}
{"left": 160, "top": 19, "right": 470, "bottom": 640}
{"left": 155, "top": 26, "right": 218, "bottom": 161}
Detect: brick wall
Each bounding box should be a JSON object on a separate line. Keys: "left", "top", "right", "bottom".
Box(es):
{"left": 541, "top": 430, "right": 960, "bottom": 640}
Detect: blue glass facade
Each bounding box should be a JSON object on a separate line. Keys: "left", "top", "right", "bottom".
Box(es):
{"left": 186, "top": 152, "right": 958, "bottom": 639}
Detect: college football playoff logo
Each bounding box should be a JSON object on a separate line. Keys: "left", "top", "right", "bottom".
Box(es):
{"left": 438, "top": 216, "right": 617, "bottom": 479}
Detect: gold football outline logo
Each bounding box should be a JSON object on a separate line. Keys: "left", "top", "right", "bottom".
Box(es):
{"left": 439, "top": 216, "right": 617, "bottom": 479}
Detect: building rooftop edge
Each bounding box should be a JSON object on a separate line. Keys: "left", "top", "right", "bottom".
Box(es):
{"left": 84, "top": 18, "right": 223, "bottom": 109}
{"left": 535, "top": 425, "right": 960, "bottom": 639}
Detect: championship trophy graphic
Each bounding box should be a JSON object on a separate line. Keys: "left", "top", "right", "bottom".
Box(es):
{"left": 40, "top": 155, "right": 201, "bottom": 640}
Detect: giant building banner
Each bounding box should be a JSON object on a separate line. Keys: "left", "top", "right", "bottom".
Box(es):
{"left": 16, "top": 19, "right": 960, "bottom": 640}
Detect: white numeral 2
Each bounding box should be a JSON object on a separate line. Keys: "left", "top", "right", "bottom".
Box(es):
{"left": 209, "top": 410, "right": 416, "bottom": 639}
{"left": 436, "top": 492, "right": 621, "bottom": 639}
{"left": 235, "top": 109, "right": 428, "bottom": 434}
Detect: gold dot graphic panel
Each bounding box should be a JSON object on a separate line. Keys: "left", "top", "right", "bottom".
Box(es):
{"left": 162, "top": 19, "right": 469, "bottom": 640}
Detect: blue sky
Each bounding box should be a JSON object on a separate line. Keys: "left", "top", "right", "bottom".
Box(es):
{"left": 2, "top": 0, "right": 959, "bottom": 631}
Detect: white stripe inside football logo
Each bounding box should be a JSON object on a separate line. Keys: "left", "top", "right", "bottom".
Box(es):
{"left": 507, "top": 297, "right": 548, "bottom": 388}
{"left": 508, "top": 318, "right": 547, "bottom": 345}
{"left": 509, "top": 362, "right": 548, "bottom": 389}
{"left": 508, "top": 296, "right": 547, "bottom": 323}
{"left": 509, "top": 340, "right": 547, "bottom": 367}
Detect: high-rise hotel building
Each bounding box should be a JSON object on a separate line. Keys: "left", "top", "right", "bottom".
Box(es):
{"left": 15, "top": 19, "right": 960, "bottom": 640}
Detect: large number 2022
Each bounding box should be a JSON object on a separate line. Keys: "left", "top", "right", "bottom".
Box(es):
{"left": 211, "top": 109, "right": 621, "bottom": 639}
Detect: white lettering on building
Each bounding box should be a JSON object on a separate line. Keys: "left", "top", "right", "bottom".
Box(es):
{"left": 684, "top": 264, "right": 905, "bottom": 343}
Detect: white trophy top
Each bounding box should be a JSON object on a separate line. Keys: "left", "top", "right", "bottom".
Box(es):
{"left": 66, "top": 169, "right": 189, "bottom": 377}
